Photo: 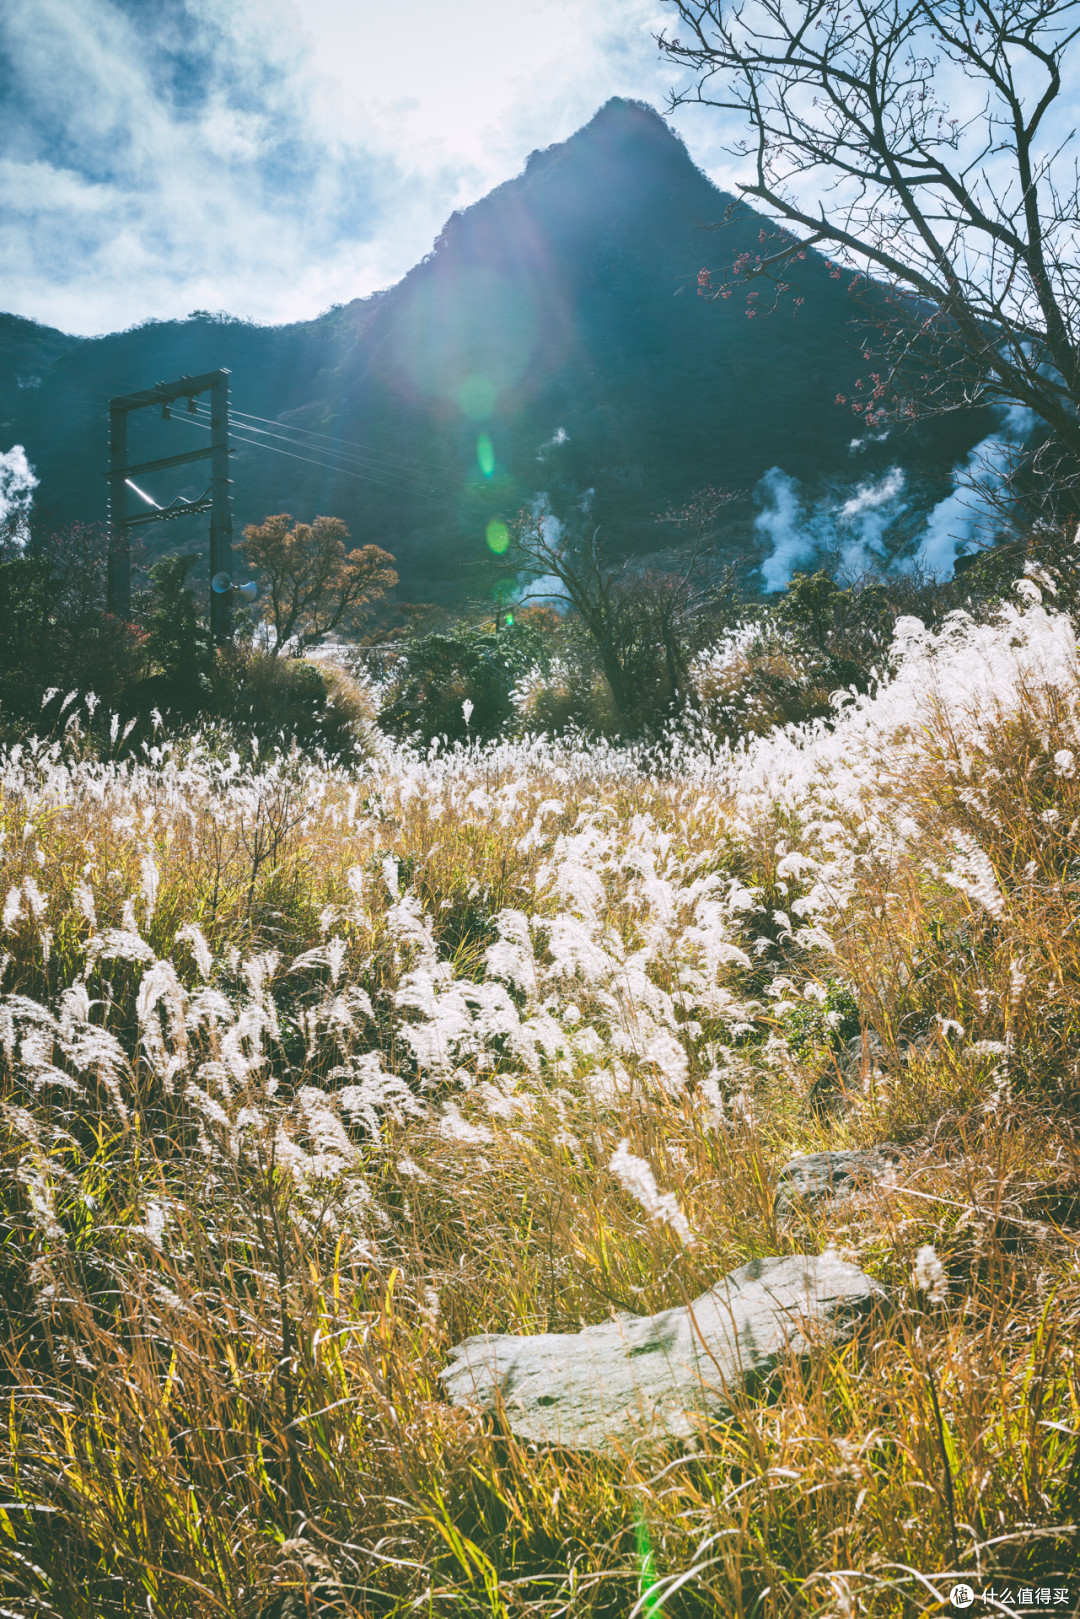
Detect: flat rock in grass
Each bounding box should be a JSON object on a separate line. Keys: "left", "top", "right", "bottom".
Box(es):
{"left": 440, "top": 1253, "right": 887, "bottom": 1452}
{"left": 774, "top": 1148, "right": 900, "bottom": 1226}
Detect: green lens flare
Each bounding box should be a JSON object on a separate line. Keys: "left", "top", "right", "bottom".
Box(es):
{"left": 477, "top": 434, "right": 495, "bottom": 477}
{"left": 635, "top": 1507, "right": 661, "bottom": 1615}
{"left": 458, "top": 374, "right": 498, "bottom": 419}
{"left": 486, "top": 520, "right": 509, "bottom": 554}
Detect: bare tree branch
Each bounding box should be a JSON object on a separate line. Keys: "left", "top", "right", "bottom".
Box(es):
{"left": 660, "top": 0, "right": 1080, "bottom": 475}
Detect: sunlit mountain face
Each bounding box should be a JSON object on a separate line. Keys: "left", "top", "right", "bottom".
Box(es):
{"left": 1, "top": 98, "right": 989, "bottom": 603}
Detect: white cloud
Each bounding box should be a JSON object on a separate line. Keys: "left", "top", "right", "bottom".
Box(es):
{"left": 0, "top": 0, "right": 713, "bottom": 335}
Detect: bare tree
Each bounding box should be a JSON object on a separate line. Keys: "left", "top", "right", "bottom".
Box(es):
{"left": 510, "top": 503, "right": 739, "bottom": 729}
{"left": 240, "top": 514, "right": 397, "bottom": 657}
{"left": 661, "top": 482, "right": 747, "bottom": 544}
{"left": 659, "top": 1, "right": 1080, "bottom": 471}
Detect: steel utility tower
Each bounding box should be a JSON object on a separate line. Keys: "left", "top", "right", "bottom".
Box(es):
{"left": 107, "top": 369, "right": 233, "bottom": 641}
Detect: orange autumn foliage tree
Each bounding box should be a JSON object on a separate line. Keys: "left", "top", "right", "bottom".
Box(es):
{"left": 240, "top": 513, "right": 397, "bottom": 656}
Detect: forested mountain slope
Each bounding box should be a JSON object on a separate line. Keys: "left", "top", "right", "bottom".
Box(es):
{"left": 2, "top": 99, "right": 987, "bottom": 598}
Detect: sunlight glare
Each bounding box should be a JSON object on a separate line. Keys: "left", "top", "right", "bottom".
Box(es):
{"left": 458, "top": 374, "right": 498, "bottom": 419}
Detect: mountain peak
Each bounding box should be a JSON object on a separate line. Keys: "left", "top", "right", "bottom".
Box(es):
{"left": 581, "top": 96, "right": 681, "bottom": 138}
{"left": 523, "top": 97, "right": 688, "bottom": 178}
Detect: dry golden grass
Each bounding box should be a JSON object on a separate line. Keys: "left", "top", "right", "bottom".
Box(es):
{"left": 0, "top": 616, "right": 1078, "bottom": 1616}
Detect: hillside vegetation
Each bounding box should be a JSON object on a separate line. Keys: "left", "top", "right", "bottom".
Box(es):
{"left": 0, "top": 549, "right": 1078, "bottom": 1615}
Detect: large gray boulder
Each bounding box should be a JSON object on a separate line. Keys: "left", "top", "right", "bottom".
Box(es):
{"left": 774, "top": 1148, "right": 900, "bottom": 1225}
{"left": 440, "top": 1252, "right": 887, "bottom": 1451}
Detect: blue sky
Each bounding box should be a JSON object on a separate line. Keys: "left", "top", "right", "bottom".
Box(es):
{"left": 0, "top": 0, "right": 734, "bottom": 335}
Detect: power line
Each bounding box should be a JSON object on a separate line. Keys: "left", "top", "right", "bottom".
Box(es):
{"left": 125, "top": 478, "right": 160, "bottom": 508}
{"left": 175, "top": 410, "right": 430, "bottom": 495}
{"left": 21, "top": 374, "right": 448, "bottom": 484}
{"left": 227, "top": 405, "right": 440, "bottom": 475}
{"left": 230, "top": 432, "right": 422, "bottom": 492}
{"left": 174, "top": 408, "right": 469, "bottom": 523}
{"left": 22, "top": 371, "right": 465, "bottom": 517}
{"left": 19, "top": 377, "right": 426, "bottom": 489}
{"left": 23, "top": 379, "right": 442, "bottom": 479}
{"left": 182, "top": 403, "right": 437, "bottom": 489}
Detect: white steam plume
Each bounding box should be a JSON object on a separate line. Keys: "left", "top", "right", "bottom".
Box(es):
{"left": 917, "top": 404, "right": 1035, "bottom": 576}
{"left": 836, "top": 467, "right": 907, "bottom": 574}
{"left": 755, "top": 467, "right": 816, "bottom": 591}
{"left": 0, "top": 446, "right": 38, "bottom": 549}
{"left": 516, "top": 492, "right": 572, "bottom": 609}
{"left": 754, "top": 404, "right": 1036, "bottom": 589}
{"left": 755, "top": 465, "right": 908, "bottom": 590}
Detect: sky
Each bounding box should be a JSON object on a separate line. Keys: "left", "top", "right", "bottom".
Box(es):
{"left": 0, "top": 0, "right": 734, "bottom": 336}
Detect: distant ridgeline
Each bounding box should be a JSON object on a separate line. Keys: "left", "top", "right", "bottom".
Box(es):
{"left": 0, "top": 98, "right": 990, "bottom": 604}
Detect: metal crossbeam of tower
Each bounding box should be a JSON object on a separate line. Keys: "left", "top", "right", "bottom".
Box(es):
{"left": 107, "top": 369, "right": 233, "bottom": 642}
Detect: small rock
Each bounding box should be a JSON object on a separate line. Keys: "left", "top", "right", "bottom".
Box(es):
{"left": 774, "top": 1147, "right": 900, "bottom": 1225}
{"left": 440, "top": 1252, "right": 887, "bottom": 1451}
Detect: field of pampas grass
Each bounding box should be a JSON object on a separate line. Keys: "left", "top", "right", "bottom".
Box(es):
{"left": 0, "top": 584, "right": 1078, "bottom": 1616}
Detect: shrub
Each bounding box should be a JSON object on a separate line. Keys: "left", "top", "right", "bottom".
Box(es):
{"left": 511, "top": 500, "right": 745, "bottom": 735}
{"left": 210, "top": 647, "right": 379, "bottom": 762}
{"left": 512, "top": 654, "right": 621, "bottom": 737}
{"left": 688, "top": 553, "right": 1050, "bottom": 748}
{"left": 689, "top": 618, "right": 840, "bottom": 737}
{"left": 0, "top": 524, "right": 145, "bottom": 728}
{"left": 0, "top": 536, "right": 377, "bottom": 762}
{"left": 127, "top": 553, "right": 215, "bottom": 719}
{"left": 378, "top": 618, "right": 553, "bottom": 744}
